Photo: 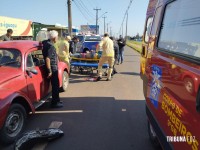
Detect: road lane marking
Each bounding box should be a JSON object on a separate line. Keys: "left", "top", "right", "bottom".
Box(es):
{"left": 122, "top": 109, "right": 127, "bottom": 112}
{"left": 32, "top": 121, "right": 63, "bottom": 150}
{"left": 33, "top": 110, "right": 83, "bottom": 114}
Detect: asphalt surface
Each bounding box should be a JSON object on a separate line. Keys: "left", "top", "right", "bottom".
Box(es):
{"left": 1, "top": 46, "right": 155, "bottom": 150}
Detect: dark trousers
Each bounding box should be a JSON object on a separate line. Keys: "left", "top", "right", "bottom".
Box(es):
{"left": 51, "top": 70, "right": 60, "bottom": 104}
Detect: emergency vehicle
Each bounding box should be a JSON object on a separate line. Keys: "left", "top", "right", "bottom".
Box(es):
{"left": 141, "top": 0, "right": 200, "bottom": 149}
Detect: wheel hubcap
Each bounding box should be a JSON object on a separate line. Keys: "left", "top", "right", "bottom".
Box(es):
{"left": 63, "top": 74, "right": 69, "bottom": 89}
{"left": 5, "top": 111, "right": 23, "bottom": 137}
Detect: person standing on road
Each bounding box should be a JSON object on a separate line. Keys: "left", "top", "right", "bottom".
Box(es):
{"left": 69, "top": 37, "right": 79, "bottom": 54}
{"left": 117, "top": 35, "right": 126, "bottom": 64}
{"left": 110, "top": 37, "right": 119, "bottom": 75}
{"left": 42, "top": 30, "right": 63, "bottom": 108}
{"left": 58, "top": 35, "right": 71, "bottom": 67}
{"left": 96, "top": 33, "right": 115, "bottom": 81}
{"left": 0, "top": 29, "right": 13, "bottom": 41}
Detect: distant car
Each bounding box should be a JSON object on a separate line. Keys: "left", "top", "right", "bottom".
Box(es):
{"left": 0, "top": 41, "right": 69, "bottom": 144}
{"left": 76, "top": 35, "right": 101, "bottom": 53}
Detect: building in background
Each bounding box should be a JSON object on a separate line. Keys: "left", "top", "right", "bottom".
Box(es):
{"left": 80, "top": 25, "right": 99, "bottom": 35}
{"left": 0, "top": 16, "right": 32, "bottom": 40}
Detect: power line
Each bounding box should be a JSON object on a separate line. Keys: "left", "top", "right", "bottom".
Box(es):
{"left": 77, "top": 0, "right": 95, "bottom": 19}
{"left": 73, "top": 0, "right": 93, "bottom": 23}
{"left": 85, "top": 0, "right": 96, "bottom": 8}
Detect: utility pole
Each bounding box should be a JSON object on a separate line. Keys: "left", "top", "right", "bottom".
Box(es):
{"left": 122, "top": 22, "right": 124, "bottom": 38}
{"left": 67, "top": 0, "right": 72, "bottom": 37}
{"left": 102, "top": 16, "right": 106, "bottom": 34}
{"left": 110, "top": 26, "right": 112, "bottom": 36}
{"left": 107, "top": 23, "right": 109, "bottom": 33}
{"left": 125, "top": 12, "right": 128, "bottom": 40}
{"left": 94, "top": 7, "right": 101, "bottom": 34}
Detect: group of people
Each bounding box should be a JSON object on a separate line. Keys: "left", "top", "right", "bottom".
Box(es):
{"left": 42, "top": 31, "right": 126, "bottom": 108}
{"left": 0, "top": 29, "right": 126, "bottom": 108}
{"left": 96, "top": 33, "right": 126, "bottom": 81}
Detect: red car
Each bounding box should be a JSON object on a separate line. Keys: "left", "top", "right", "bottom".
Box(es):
{"left": 0, "top": 41, "right": 69, "bottom": 144}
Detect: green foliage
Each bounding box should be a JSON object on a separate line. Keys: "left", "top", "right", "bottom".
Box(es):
{"left": 126, "top": 40, "right": 142, "bottom": 53}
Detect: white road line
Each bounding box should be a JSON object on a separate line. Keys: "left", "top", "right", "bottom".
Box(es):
{"left": 33, "top": 110, "right": 83, "bottom": 114}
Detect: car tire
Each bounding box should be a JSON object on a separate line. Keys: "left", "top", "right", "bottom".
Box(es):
{"left": 0, "top": 104, "right": 26, "bottom": 144}
{"left": 60, "top": 71, "right": 69, "bottom": 92}
{"left": 148, "top": 121, "right": 161, "bottom": 149}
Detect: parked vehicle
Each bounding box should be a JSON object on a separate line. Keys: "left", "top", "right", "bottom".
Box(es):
{"left": 77, "top": 35, "right": 101, "bottom": 53}
{"left": 141, "top": 0, "right": 200, "bottom": 149}
{"left": 0, "top": 41, "right": 69, "bottom": 144}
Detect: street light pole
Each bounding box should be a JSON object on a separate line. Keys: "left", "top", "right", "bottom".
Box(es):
{"left": 102, "top": 16, "right": 106, "bottom": 34}
{"left": 125, "top": 12, "right": 128, "bottom": 39}
{"left": 94, "top": 7, "right": 101, "bottom": 34}
{"left": 67, "top": 0, "right": 72, "bottom": 37}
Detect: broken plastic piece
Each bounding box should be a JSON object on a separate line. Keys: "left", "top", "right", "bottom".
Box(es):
{"left": 14, "top": 128, "right": 64, "bottom": 150}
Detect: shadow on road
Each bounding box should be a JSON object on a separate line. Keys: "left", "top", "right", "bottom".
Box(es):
{"left": 119, "top": 72, "right": 140, "bottom": 76}
{"left": 0, "top": 97, "right": 154, "bottom": 150}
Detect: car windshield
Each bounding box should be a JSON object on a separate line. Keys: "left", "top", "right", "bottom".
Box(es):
{"left": 0, "top": 49, "right": 22, "bottom": 68}
{"left": 77, "top": 36, "right": 84, "bottom": 42}
{"left": 85, "top": 36, "right": 101, "bottom": 41}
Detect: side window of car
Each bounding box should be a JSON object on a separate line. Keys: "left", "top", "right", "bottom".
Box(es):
{"left": 27, "top": 54, "right": 34, "bottom": 68}
{"left": 158, "top": 0, "right": 200, "bottom": 58}
{"left": 145, "top": 17, "right": 153, "bottom": 43}
{"left": 31, "top": 50, "right": 44, "bottom": 66}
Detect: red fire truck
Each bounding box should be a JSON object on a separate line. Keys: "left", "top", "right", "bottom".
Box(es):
{"left": 141, "top": 0, "right": 200, "bottom": 149}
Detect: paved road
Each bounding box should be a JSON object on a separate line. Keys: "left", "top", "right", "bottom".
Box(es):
{"left": 1, "top": 46, "right": 155, "bottom": 150}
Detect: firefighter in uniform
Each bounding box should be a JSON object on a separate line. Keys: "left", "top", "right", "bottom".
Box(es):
{"left": 97, "top": 33, "right": 115, "bottom": 81}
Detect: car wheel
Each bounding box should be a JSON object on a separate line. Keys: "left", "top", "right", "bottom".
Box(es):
{"left": 61, "top": 71, "right": 69, "bottom": 92}
{"left": 148, "top": 121, "right": 161, "bottom": 148}
{"left": 0, "top": 104, "right": 26, "bottom": 144}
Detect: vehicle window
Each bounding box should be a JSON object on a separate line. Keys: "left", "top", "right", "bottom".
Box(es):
{"left": 85, "top": 36, "right": 101, "bottom": 41}
{"left": 158, "top": 0, "right": 200, "bottom": 58}
{"left": 77, "top": 36, "right": 84, "bottom": 42}
{"left": 145, "top": 17, "right": 153, "bottom": 43}
{"left": 151, "top": 6, "right": 162, "bottom": 36}
{"left": 27, "top": 54, "right": 34, "bottom": 68}
{"left": 31, "top": 50, "right": 44, "bottom": 66}
{"left": 0, "top": 49, "right": 21, "bottom": 68}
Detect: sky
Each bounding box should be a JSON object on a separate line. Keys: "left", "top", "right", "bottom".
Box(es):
{"left": 0, "top": 0, "right": 149, "bottom": 37}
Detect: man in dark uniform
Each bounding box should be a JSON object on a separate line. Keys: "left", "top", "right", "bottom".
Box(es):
{"left": 110, "top": 37, "right": 119, "bottom": 75}
{"left": 42, "top": 30, "right": 63, "bottom": 108}
{"left": 117, "top": 35, "right": 126, "bottom": 64}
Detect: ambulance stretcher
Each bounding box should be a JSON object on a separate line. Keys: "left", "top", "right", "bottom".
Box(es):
{"left": 70, "top": 57, "right": 109, "bottom": 74}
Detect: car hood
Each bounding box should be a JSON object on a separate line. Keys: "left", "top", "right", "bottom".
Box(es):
{"left": 0, "top": 67, "right": 22, "bottom": 85}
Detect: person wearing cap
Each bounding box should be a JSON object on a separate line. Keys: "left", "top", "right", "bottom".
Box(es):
{"left": 96, "top": 33, "right": 115, "bottom": 81}
{"left": 58, "top": 35, "right": 71, "bottom": 67}
{"left": 42, "top": 30, "right": 63, "bottom": 108}
{"left": 0, "top": 29, "right": 13, "bottom": 41}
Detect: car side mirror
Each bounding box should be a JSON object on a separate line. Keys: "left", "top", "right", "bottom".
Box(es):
{"left": 30, "top": 68, "right": 38, "bottom": 75}
{"left": 26, "top": 68, "right": 38, "bottom": 78}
